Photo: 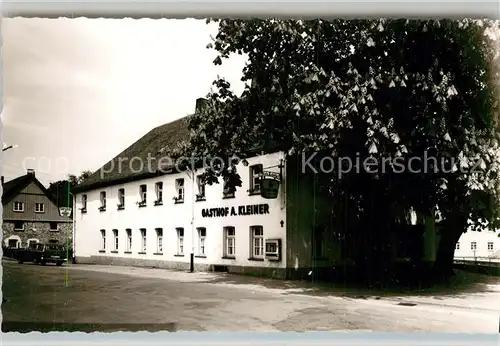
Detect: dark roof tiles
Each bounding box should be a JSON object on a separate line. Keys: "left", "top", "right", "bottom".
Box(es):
{"left": 75, "top": 115, "right": 192, "bottom": 192}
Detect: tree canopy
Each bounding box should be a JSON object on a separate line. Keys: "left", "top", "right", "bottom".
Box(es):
{"left": 188, "top": 19, "right": 500, "bottom": 278}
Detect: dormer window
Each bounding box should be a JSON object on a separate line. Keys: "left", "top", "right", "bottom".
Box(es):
{"left": 99, "top": 191, "right": 106, "bottom": 211}
{"left": 138, "top": 185, "right": 147, "bottom": 207}
{"left": 81, "top": 194, "right": 87, "bottom": 213}
{"left": 174, "top": 179, "right": 184, "bottom": 203}
{"left": 196, "top": 175, "right": 206, "bottom": 201}
{"left": 249, "top": 164, "right": 263, "bottom": 195}
{"left": 117, "top": 188, "right": 125, "bottom": 210}
{"left": 223, "top": 177, "right": 235, "bottom": 199}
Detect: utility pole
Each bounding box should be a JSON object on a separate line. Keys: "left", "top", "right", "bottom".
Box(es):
{"left": 185, "top": 164, "right": 196, "bottom": 273}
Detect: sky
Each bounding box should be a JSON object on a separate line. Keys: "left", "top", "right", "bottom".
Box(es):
{"left": 1, "top": 18, "right": 247, "bottom": 186}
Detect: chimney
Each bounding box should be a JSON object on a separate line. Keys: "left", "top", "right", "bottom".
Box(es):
{"left": 27, "top": 169, "right": 35, "bottom": 176}
{"left": 195, "top": 98, "right": 207, "bottom": 114}
{"left": 1, "top": 176, "right": 4, "bottom": 186}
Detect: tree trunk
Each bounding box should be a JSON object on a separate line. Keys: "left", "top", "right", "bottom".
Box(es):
{"left": 433, "top": 178, "right": 468, "bottom": 281}
{"left": 432, "top": 217, "right": 466, "bottom": 280}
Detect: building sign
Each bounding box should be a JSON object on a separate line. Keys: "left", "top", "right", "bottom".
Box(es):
{"left": 201, "top": 204, "right": 270, "bottom": 218}
{"left": 261, "top": 178, "right": 280, "bottom": 199}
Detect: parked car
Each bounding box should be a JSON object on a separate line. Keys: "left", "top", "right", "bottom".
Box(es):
{"left": 16, "top": 243, "right": 70, "bottom": 266}
{"left": 2, "top": 246, "right": 22, "bottom": 260}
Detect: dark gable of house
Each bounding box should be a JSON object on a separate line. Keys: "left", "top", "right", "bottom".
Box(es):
{"left": 1, "top": 172, "right": 70, "bottom": 221}
{"left": 2, "top": 175, "right": 32, "bottom": 205}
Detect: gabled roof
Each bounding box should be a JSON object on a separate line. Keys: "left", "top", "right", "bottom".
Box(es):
{"left": 2, "top": 173, "right": 58, "bottom": 207}
{"left": 73, "top": 115, "right": 192, "bottom": 193}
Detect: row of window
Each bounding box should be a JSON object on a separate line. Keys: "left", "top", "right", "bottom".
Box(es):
{"left": 456, "top": 241, "right": 496, "bottom": 251}
{"left": 13, "top": 221, "right": 59, "bottom": 232}
{"left": 81, "top": 164, "right": 264, "bottom": 213}
{"left": 12, "top": 201, "right": 45, "bottom": 213}
{"left": 99, "top": 225, "right": 265, "bottom": 259}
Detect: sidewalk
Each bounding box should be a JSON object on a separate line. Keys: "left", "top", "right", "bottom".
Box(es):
{"left": 6, "top": 261, "right": 499, "bottom": 332}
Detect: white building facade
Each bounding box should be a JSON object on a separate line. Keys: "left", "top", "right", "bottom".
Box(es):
{"left": 74, "top": 151, "right": 293, "bottom": 277}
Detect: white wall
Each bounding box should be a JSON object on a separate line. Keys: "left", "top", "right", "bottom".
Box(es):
{"left": 74, "top": 152, "right": 287, "bottom": 269}
{"left": 454, "top": 229, "right": 500, "bottom": 261}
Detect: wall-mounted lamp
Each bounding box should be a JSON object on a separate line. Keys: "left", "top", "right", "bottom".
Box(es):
{"left": 241, "top": 159, "right": 249, "bottom": 167}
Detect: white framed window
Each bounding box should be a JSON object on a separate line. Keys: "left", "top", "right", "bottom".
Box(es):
{"left": 197, "top": 227, "right": 206, "bottom": 255}
{"left": 139, "top": 184, "right": 147, "bottom": 204}
{"left": 175, "top": 179, "right": 184, "bottom": 202}
{"left": 111, "top": 229, "right": 118, "bottom": 251}
{"left": 118, "top": 188, "right": 125, "bottom": 208}
{"left": 455, "top": 242, "right": 460, "bottom": 250}
{"left": 13, "top": 201, "right": 24, "bottom": 212}
{"left": 49, "top": 222, "right": 58, "bottom": 231}
{"left": 223, "top": 177, "right": 235, "bottom": 198}
{"left": 249, "top": 164, "right": 263, "bottom": 193}
{"left": 126, "top": 229, "right": 132, "bottom": 252}
{"left": 196, "top": 175, "right": 205, "bottom": 199}
{"left": 8, "top": 238, "right": 20, "bottom": 248}
{"left": 487, "top": 242, "right": 494, "bottom": 251}
{"left": 156, "top": 228, "right": 163, "bottom": 253}
{"left": 14, "top": 221, "right": 24, "bottom": 231}
{"left": 100, "top": 191, "right": 106, "bottom": 209}
{"left": 34, "top": 203, "right": 45, "bottom": 213}
{"left": 176, "top": 227, "right": 184, "bottom": 255}
{"left": 250, "top": 225, "right": 264, "bottom": 259}
{"left": 223, "top": 226, "right": 235, "bottom": 258}
{"left": 82, "top": 194, "right": 87, "bottom": 210}
{"left": 155, "top": 182, "right": 163, "bottom": 202}
{"left": 140, "top": 228, "right": 147, "bottom": 252}
{"left": 101, "top": 229, "right": 106, "bottom": 250}
{"left": 471, "top": 242, "right": 477, "bottom": 251}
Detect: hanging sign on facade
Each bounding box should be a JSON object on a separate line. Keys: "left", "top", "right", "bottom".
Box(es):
{"left": 261, "top": 178, "right": 280, "bottom": 199}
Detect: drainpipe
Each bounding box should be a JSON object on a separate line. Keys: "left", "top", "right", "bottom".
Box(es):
{"left": 72, "top": 193, "right": 76, "bottom": 264}
{"left": 190, "top": 170, "right": 195, "bottom": 273}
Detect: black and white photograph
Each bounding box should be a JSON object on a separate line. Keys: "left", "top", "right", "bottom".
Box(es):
{"left": 2, "top": 17, "right": 500, "bottom": 333}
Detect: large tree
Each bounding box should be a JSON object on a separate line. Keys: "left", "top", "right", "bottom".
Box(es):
{"left": 188, "top": 19, "right": 500, "bottom": 280}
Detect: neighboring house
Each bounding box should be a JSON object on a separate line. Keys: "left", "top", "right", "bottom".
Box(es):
{"left": 2, "top": 169, "right": 73, "bottom": 249}
{"left": 454, "top": 228, "right": 500, "bottom": 263}
{"left": 72, "top": 98, "right": 339, "bottom": 280}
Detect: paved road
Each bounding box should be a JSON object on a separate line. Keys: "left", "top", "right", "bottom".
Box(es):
{"left": 2, "top": 260, "right": 499, "bottom": 332}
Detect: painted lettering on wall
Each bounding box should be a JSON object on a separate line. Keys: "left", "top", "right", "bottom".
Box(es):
{"left": 201, "top": 204, "right": 270, "bottom": 218}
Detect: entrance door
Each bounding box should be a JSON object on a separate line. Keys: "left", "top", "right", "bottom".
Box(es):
{"left": 8, "top": 239, "right": 18, "bottom": 248}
